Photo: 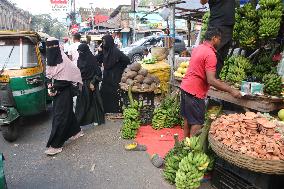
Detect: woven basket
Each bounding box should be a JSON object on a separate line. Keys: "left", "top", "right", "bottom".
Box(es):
{"left": 208, "top": 134, "right": 284, "bottom": 175}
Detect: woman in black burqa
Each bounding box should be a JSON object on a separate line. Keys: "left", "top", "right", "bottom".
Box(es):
{"left": 75, "top": 43, "right": 105, "bottom": 126}
{"left": 97, "top": 35, "right": 130, "bottom": 113}
{"left": 45, "top": 37, "right": 83, "bottom": 156}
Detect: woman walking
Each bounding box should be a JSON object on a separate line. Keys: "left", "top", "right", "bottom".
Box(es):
{"left": 98, "top": 35, "right": 130, "bottom": 113}
{"left": 75, "top": 43, "right": 105, "bottom": 126}
{"left": 45, "top": 37, "right": 83, "bottom": 156}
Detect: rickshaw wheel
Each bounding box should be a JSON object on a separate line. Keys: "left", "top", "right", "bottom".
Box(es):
{"left": 1, "top": 121, "right": 18, "bottom": 142}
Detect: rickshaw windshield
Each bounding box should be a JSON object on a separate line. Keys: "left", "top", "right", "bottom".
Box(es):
{"left": 0, "top": 37, "right": 38, "bottom": 69}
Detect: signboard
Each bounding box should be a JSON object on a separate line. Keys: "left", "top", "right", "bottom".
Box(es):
{"left": 50, "top": 0, "right": 69, "bottom": 12}
{"left": 71, "top": 24, "right": 79, "bottom": 34}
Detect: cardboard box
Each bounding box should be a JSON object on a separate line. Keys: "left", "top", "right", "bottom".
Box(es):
{"left": 241, "top": 81, "right": 264, "bottom": 96}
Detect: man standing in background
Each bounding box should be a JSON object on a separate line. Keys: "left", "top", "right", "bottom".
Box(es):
{"left": 200, "top": 0, "right": 235, "bottom": 77}
{"left": 68, "top": 33, "right": 81, "bottom": 65}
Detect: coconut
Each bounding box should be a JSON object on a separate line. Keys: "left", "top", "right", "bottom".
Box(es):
{"left": 125, "top": 71, "right": 138, "bottom": 79}
{"left": 143, "top": 76, "right": 154, "bottom": 85}
{"left": 134, "top": 75, "right": 144, "bottom": 83}
{"left": 126, "top": 79, "right": 134, "bottom": 86}
{"left": 124, "top": 67, "right": 131, "bottom": 73}
{"left": 134, "top": 82, "right": 142, "bottom": 88}
{"left": 129, "top": 63, "right": 142, "bottom": 72}
{"left": 151, "top": 75, "right": 160, "bottom": 84}
{"left": 142, "top": 83, "right": 150, "bottom": 90}
{"left": 150, "top": 83, "right": 157, "bottom": 91}
{"left": 138, "top": 68, "right": 148, "bottom": 77}
{"left": 121, "top": 76, "right": 127, "bottom": 83}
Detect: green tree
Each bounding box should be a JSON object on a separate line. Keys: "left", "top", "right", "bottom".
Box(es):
{"left": 31, "top": 14, "right": 67, "bottom": 39}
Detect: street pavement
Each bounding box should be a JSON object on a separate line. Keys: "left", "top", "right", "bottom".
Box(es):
{"left": 0, "top": 106, "right": 213, "bottom": 189}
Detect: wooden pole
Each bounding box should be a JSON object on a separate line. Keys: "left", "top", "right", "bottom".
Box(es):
{"left": 187, "top": 18, "right": 191, "bottom": 47}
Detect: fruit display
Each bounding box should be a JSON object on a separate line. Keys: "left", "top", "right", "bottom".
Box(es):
{"left": 152, "top": 93, "right": 182, "bottom": 130}
{"left": 121, "top": 88, "right": 142, "bottom": 139}
{"left": 200, "top": 12, "right": 210, "bottom": 42}
{"left": 220, "top": 55, "right": 252, "bottom": 84}
{"left": 251, "top": 55, "right": 277, "bottom": 80}
{"left": 175, "top": 152, "right": 210, "bottom": 189}
{"left": 209, "top": 112, "right": 284, "bottom": 160}
{"left": 233, "top": 3, "right": 258, "bottom": 48}
{"left": 262, "top": 73, "right": 282, "bottom": 96}
{"left": 174, "top": 61, "right": 189, "bottom": 79}
{"left": 278, "top": 109, "right": 284, "bottom": 121}
{"left": 141, "top": 57, "right": 158, "bottom": 64}
{"left": 163, "top": 143, "right": 189, "bottom": 184}
{"left": 258, "top": 0, "right": 283, "bottom": 39}
{"left": 120, "top": 63, "right": 160, "bottom": 92}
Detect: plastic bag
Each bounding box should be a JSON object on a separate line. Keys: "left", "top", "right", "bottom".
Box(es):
{"left": 277, "top": 52, "right": 284, "bottom": 76}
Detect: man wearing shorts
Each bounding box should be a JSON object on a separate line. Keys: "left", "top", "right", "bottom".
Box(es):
{"left": 180, "top": 27, "right": 241, "bottom": 137}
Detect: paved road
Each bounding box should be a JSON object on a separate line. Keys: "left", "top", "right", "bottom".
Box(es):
{"left": 0, "top": 107, "right": 212, "bottom": 189}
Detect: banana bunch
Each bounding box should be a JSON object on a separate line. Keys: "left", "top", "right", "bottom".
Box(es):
{"left": 252, "top": 55, "right": 275, "bottom": 80}
{"left": 184, "top": 137, "right": 201, "bottom": 151}
{"left": 258, "top": 0, "right": 283, "bottom": 39}
{"left": 222, "top": 56, "right": 252, "bottom": 84}
{"left": 175, "top": 152, "right": 210, "bottom": 189}
{"left": 233, "top": 3, "right": 258, "bottom": 48}
{"left": 152, "top": 94, "right": 182, "bottom": 130}
{"left": 259, "top": 0, "right": 282, "bottom": 8}
{"left": 163, "top": 152, "right": 188, "bottom": 184}
{"left": 258, "top": 9, "right": 283, "bottom": 18}
{"left": 259, "top": 18, "right": 281, "bottom": 39}
{"left": 263, "top": 73, "right": 282, "bottom": 96}
{"left": 200, "top": 12, "right": 210, "bottom": 42}
{"left": 152, "top": 107, "right": 167, "bottom": 130}
{"left": 121, "top": 98, "right": 141, "bottom": 139}
{"left": 121, "top": 115, "right": 141, "bottom": 139}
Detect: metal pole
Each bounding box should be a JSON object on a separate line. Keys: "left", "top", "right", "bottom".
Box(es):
{"left": 73, "top": 0, "right": 76, "bottom": 12}
{"left": 133, "top": 12, "right": 136, "bottom": 42}
{"left": 90, "top": 3, "right": 94, "bottom": 31}
{"left": 169, "top": 4, "right": 175, "bottom": 84}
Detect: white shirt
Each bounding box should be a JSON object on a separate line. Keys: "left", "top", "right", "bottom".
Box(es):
{"left": 68, "top": 42, "right": 81, "bottom": 64}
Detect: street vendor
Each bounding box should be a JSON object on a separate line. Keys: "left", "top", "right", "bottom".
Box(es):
{"left": 180, "top": 27, "right": 242, "bottom": 138}
{"left": 200, "top": 0, "right": 235, "bottom": 77}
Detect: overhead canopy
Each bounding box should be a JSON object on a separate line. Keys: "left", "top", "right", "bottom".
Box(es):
{"left": 175, "top": 0, "right": 209, "bottom": 22}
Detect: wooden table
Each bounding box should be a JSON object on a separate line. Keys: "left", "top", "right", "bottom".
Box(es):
{"left": 170, "top": 80, "right": 284, "bottom": 112}
{"left": 207, "top": 88, "right": 284, "bottom": 112}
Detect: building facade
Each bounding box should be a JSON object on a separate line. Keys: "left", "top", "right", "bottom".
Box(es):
{"left": 0, "top": 0, "right": 31, "bottom": 31}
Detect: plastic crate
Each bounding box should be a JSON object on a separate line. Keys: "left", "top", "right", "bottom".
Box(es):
{"left": 119, "top": 90, "right": 155, "bottom": 125}
{"left": 212, "top": 157, "right": 284, "bottom": 189}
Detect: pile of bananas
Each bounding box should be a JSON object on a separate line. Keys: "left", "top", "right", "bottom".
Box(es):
{"left": 152, "top": 94, "right": 182, "bottom": 130}
{"left": 175, "top": 152, "right": 210, "bottom": 189}
{"left": 262, "top": 73, "right": 282, "bottom": 96}
{"left": 184, "top": 137, "right": 201, "bottom": 152}
{"left": 121, "top": 88, "right": 142, "bottom": 139}
{"left": 200, "top": 12, "right": 210, "bottom": 42}
{"left": 233, "top": 3, "right": 258, "bottom": 48}
{"left": 252, "top": 55, "right": 276, "bottom": 80}
{"left": 163, "top": 147, "right": 189, "bottom": 184}
{"left": 258, "top": 0, "right": 283, "bottom": 39}
{"left": 220, "top": 55, "right": 252, "bottom": 84}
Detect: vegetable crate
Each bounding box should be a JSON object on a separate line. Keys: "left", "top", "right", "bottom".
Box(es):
{"left": 212, "top": 157, "right": 284, "bottom": 189}
{"left": 119, "top": 90, "right": 155, "bottom": 125}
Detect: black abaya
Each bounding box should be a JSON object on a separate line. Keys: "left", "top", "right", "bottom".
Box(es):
{"left": 98, "top": 35, "right": 130, "bottom": 113}
{"left": 47, "top": 80, "right": 81, "bottom": 148}
{"left": 75, "top": 43, "right": 105, "bottom": 125}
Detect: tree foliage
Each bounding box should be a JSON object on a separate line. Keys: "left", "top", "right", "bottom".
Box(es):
{"left": 31, "top": 14, "right": 67, "bottom": 39}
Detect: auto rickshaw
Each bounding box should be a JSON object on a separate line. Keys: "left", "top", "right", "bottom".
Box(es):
{"left": 0, "top": 31, "right": 47, "bottom": 142}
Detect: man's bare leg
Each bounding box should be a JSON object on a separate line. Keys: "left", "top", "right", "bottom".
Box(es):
{"left": 183, "top": 118, "right": 190, "bottom": 138}
{"left": 190, "top": 125, "right": 202, "bottom": 137}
